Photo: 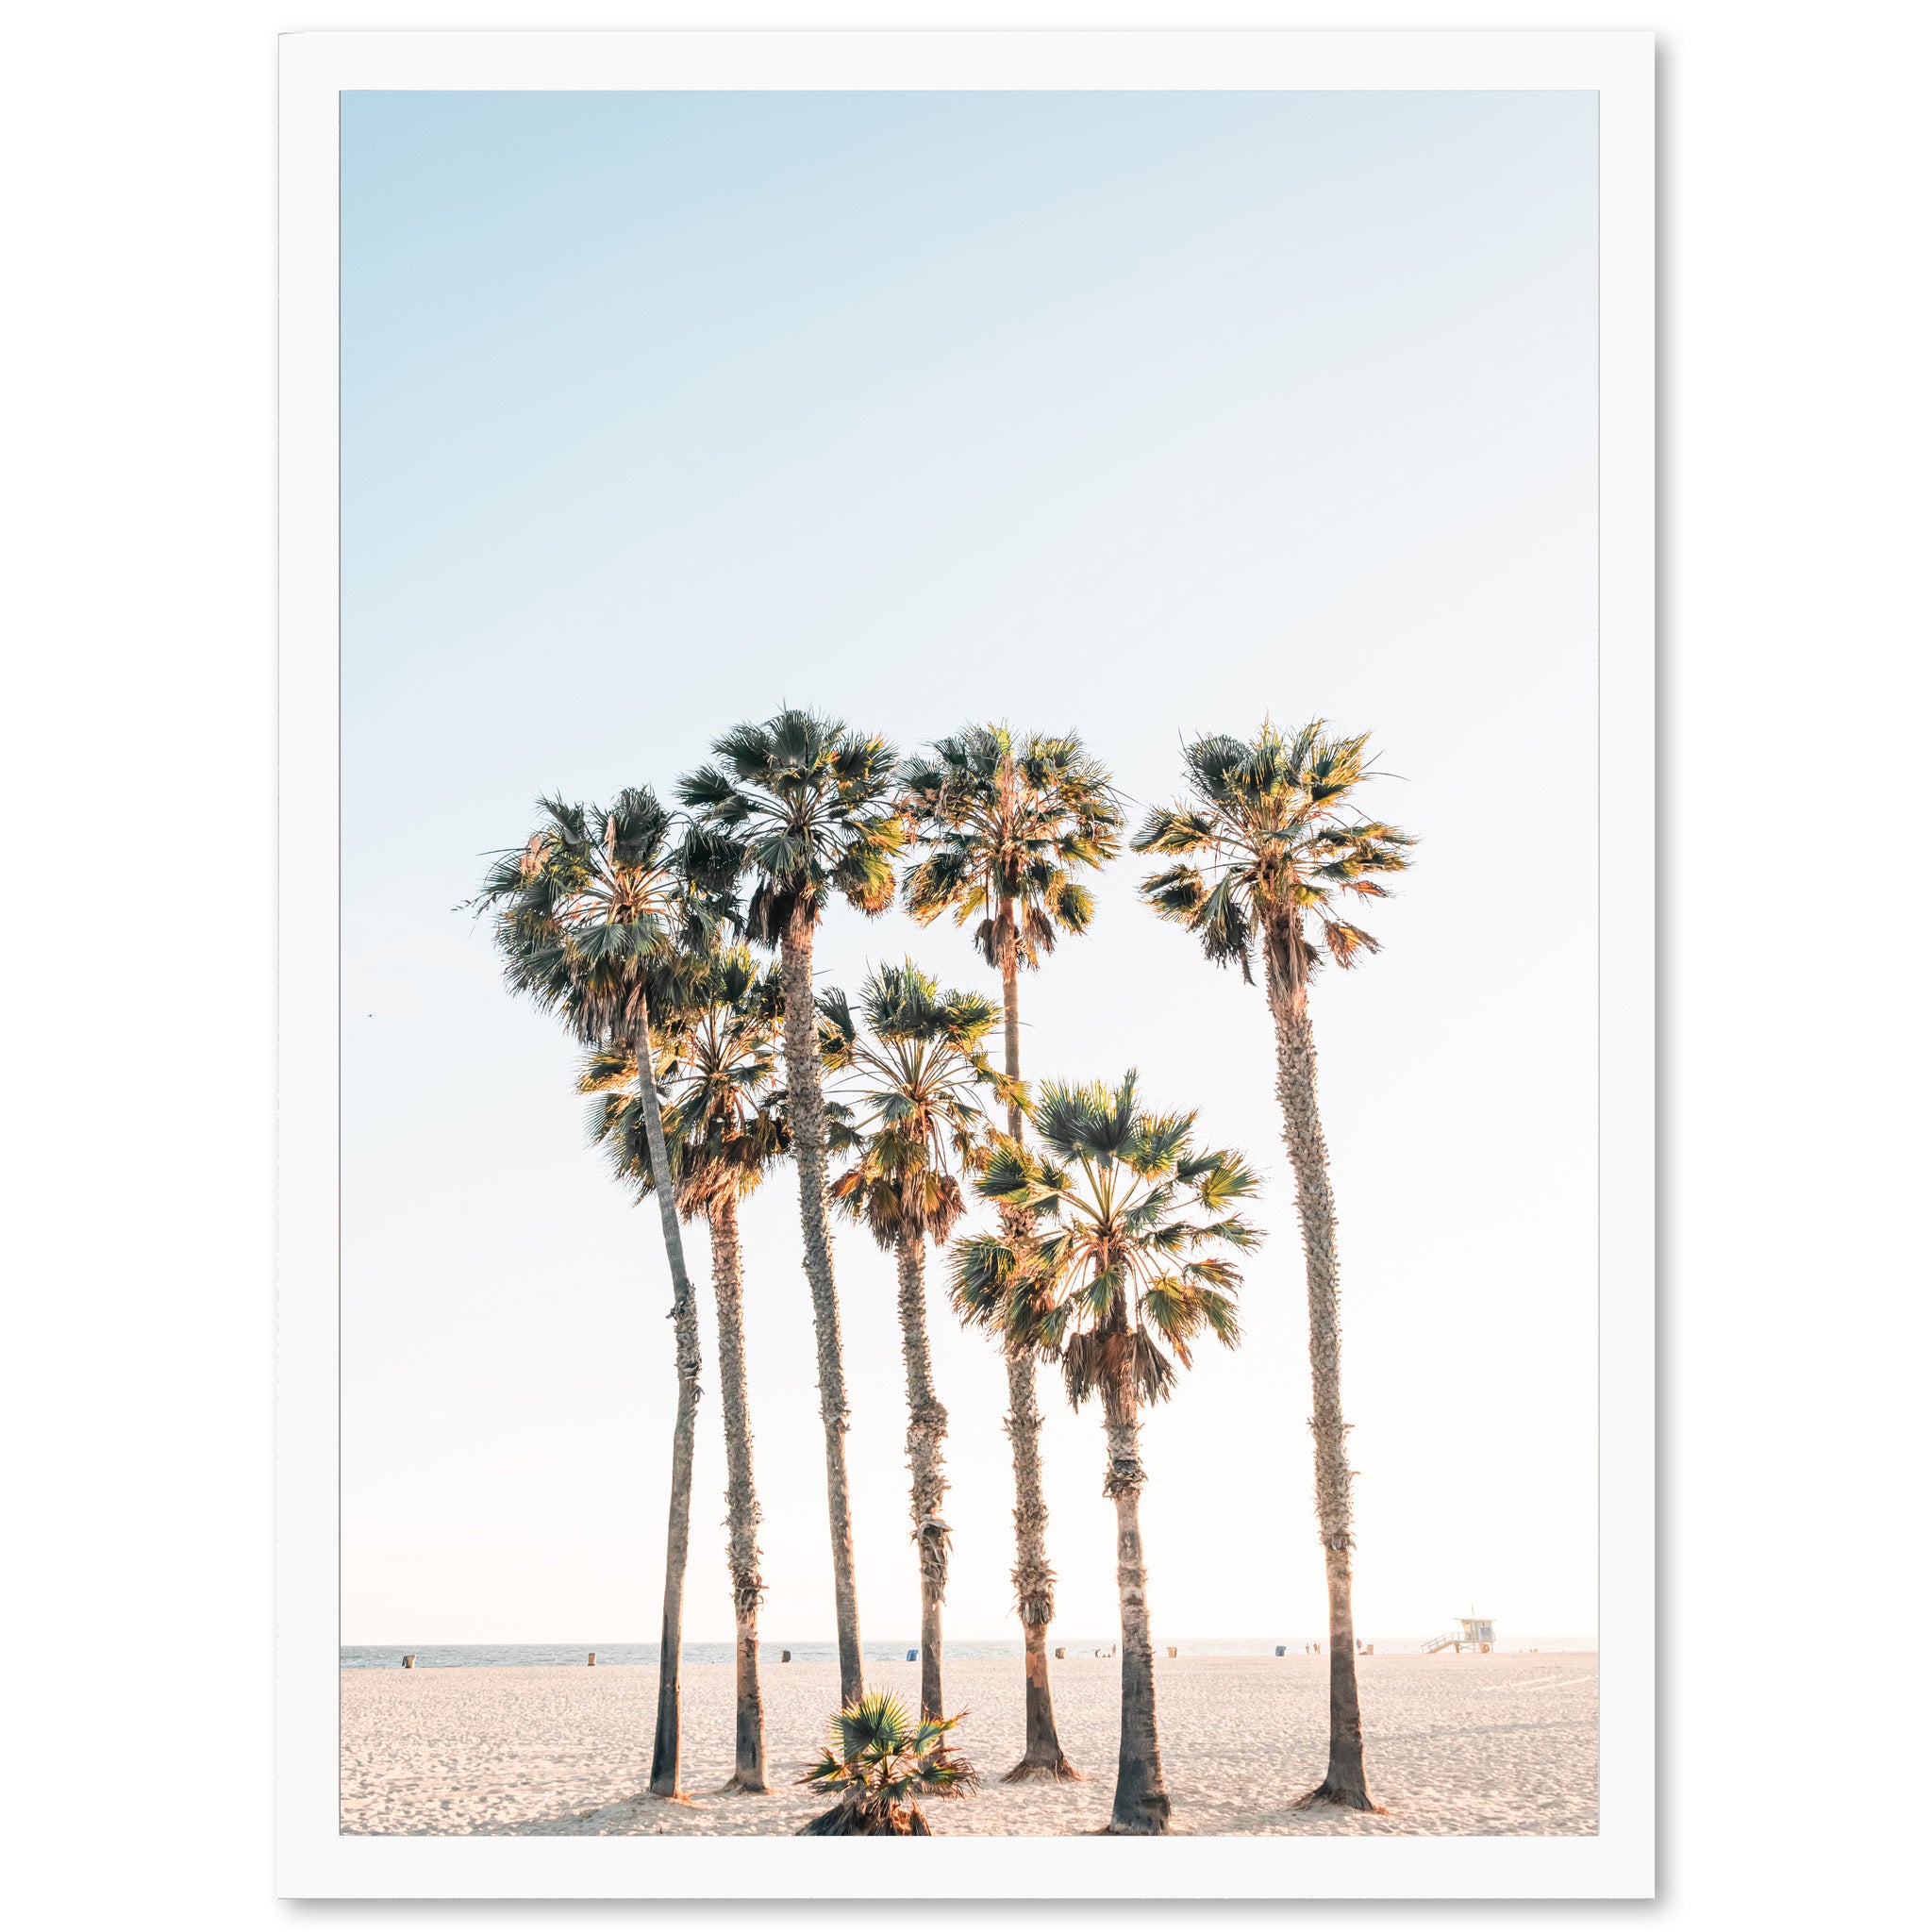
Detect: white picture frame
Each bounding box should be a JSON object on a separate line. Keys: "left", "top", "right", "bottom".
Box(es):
{"left": 279, "top": 25, "right": 1653, "bottom": 1900}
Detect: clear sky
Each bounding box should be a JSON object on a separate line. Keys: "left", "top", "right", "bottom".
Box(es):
{"left": 340, "top": 89, "right": 1599, "bottom": 1647}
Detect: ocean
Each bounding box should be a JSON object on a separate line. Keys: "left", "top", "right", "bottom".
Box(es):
{"left": 341, "top": 1635, "right": 1597, "bottom": 1668}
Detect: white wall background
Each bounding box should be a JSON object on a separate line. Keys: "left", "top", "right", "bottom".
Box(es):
{"left": 4, "top": 1, "right": 1925, "bottom": 1927}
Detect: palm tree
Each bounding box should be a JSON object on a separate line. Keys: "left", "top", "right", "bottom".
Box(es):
{"left": 1132, "top": 720, "right": 1414, "bottom": 1811}
{"left": 582, "top": 945, "right": 788, "bottom": 1794}
{"left": 898, "top": 724, "right": 1121, "bottom": 1779}
{"left": 474, "top": 789, "right": 732, "bottom": 1802}
{"left": 678, "top": 709, "right": 906, "bottom": 1705}
{"left": 797, "top": 1693, "right": 979, "bottom": 1836}
{"left": 954, "top": 1074, "right": 1258, "bottom": 1835}
{"left": 822, "top": 961, "right": 998, "bottom": 1720}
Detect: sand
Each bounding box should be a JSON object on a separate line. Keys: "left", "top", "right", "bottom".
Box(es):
{"left": 340, "top": 1651, "right": 1596, "bottom": 1836}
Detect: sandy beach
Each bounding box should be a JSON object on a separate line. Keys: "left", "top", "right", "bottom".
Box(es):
{"left": 341, "top": 1651, "right": 1596, "bottom": 1836}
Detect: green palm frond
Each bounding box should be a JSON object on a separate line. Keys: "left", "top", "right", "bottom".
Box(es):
{"left": 974, "top": 1132, "right": 1052, "bottom": 1208}
{"left": 583, "top": 942, "right": 790, "bottom": 1218}
{"left": 1130, "top": 719, "right": 1414, "bottom": 996}
{"left": 472, "top": 787, "right": 740, "bottom": 1051}
{"left": 678, "top": 709, "right": 907, "bottom": 943}
{"left": 814, "top": 987, "right": 858, "bottom": 1066}
{"left": 949, "top": 1231, "right": 1020, "bottom": 1327}
{"left": 956, "top": 1072, "right": 1257, "bottom": 1406}
{"left": 796, "top": 1694, "right": 980, "bottom": 1836}
{"left": 897, "top": 723, "right": 1123, "bottom": 974}
{"left": 831, "top": 1690, "right": 910, "bottom": 1759}
{"left": 824, "top": 958, "right": 998, "bottom": 1252}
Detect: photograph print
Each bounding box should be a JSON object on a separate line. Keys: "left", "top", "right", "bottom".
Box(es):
{"left": 332, "top": 81, "right": 1612, "bottom": 1844}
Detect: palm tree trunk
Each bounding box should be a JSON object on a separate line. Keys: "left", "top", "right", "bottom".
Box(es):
{"left": 708, "top": 1191, "right": 768, "bottom": 1792}
{"left": 996, "top": 950, "right": 1076, "bottom": 1780}
{"left": 1100, "top": 1374, "right": 1169, "bottom": 1835}
{"left": 778, "top": 911, "right": 865, "bottom": 1706}
{"left": 634, "top": 1004, "right": 701, "bottom": 1801}
{"left": 893, "top": 1233, "right": 949, "bottom": 1719}
{"left": 1001, "top": 954, "right": 1024, "bottom": 1131}
{"left": 1265, "top": 954, "right": 1375, "bottom": 1811}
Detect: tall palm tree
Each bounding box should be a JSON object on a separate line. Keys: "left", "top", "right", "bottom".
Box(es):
{"left": 822, "top": 961, "right": 998, "bottom": 1720}
{"left": 898, "top": 724, "right": 1121, "bottom": 1779}
{"left": 954, "top": 1074, "right": 1258, "bottom": 1836}
{"left": 582, "top": 945, "right": 788, "bottom": 1794}
{"left": 475, "top": 790, "right": 734, "bottom": 1802}
{"left": 1132, "top": 720, "right": 1414, "bottom": 1811}
{"left": 678, "top": 709, "right": 906, "bottom": 1705}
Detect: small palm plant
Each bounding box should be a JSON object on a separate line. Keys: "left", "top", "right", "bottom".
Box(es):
{"left": 1133, "top": 719, "right": 1413, "bottom": 1812}
{"left": 679, "top": 709, "right": 906, "bottom": 1706}
{"left": 797, "top": 1692, "right": 979, "bottom": 1837}
{"left": 474, "top": 790, "right": 733, "bottom": 1802}
{"left": 822, "top": 960, "right": 999, "bottom": 1720}
{"left": 897, "top": 724, "right": 1122, "bottom": 1780}
{"left": 953, "top": 1074, "right": 1258, "bottom": 1835}
{"left": 583, "top": 944, "right": 788, "bottom": 1794}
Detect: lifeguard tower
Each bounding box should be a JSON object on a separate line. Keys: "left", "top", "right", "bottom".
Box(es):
{"left": 1422, "top": 1616, "right": 1495, "bottom": 1656}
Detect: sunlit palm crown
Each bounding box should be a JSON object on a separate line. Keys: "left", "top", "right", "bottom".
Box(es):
{"left": 898, "top": 724, "right": 1124, "bottom": 970}
{"left": 822, "top": 959, "right": 1000, "bottom": 1250}
{"left": 474, "top": 789, "right": 735, "bottom": 1043}
{"left": 952, "top": 1072, "right": 1258, "bottom": 1409}
{"left": 677, "top": 708, "right": 906, "bottom": 945}
{"left": 580, "top": 946, "right": 789, "bottom": 1217}
{"left": 1132, "top": 720, "right": 1416, "bottom": 993}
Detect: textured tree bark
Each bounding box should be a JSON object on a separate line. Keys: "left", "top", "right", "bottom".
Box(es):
{"left": 708, "top": 1192, "right": 768, "bottom": 1792}
{"left": 1265, "top": 951, "right": 1375, "bottom": 1811}
{"left": 635, "top": 1002, "right": 701, "bottom": 1801}
{"left": 1003, "top": 1345, "right": 1077, "bottom": 1779}
{"left": 1100, "top": 1377, "right": 1170, "bottom": 1835}
{"left": 893, "top": 1234, "right": 950, "bottom": 1719}
{"left": 1001, "top": 955, "right": 1024, "bottom": 1126}
{"left": 995, "top": 951, "right": 1077, "bottom": 1781}
{"left": 778, "top": 912, "right": 865, "bottom": 1706}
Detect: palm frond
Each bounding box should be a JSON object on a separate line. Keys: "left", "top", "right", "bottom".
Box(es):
{"left": 680, "top": 710, "right": 905, "bottom": 939}
{"left": 961, "top": 1070, "right": 1257, "bottom": 1411}
{"left": 895, "top": 723, "right": 1123, "bottom": 976}
{"left": 796, "top": 1694, "right": 979, "bottom": 1836}
{"left": 824, "top": 958, "right": 997, "bottom": 1250}
{"left": 1135, "top": 721, "right": 1414, "bottom": 994}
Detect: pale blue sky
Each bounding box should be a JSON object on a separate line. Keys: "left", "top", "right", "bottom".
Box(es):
{"left": 340, "top": 89, "right": 1599, "bottom": 1646}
